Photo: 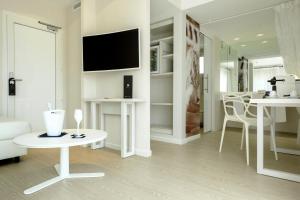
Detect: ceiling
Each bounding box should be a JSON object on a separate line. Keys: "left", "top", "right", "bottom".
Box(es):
{"left": 168, "top": 0, "right": 214, "bottom": 10}
{"left": 202, "top": 8, "right": 280, "bottom": 59}
{"left": 186, "top": 0, "right": 291, "bottom": 24}
{"left": 49, "top": 0, "right": 79, "bottom": 8}
{"left": 185, "top": 0, "right": 295, "bottom": 58}
{"left": 151, "top": 0, "right": 293, "bottom": 59}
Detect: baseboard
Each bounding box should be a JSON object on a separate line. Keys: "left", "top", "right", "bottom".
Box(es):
{"left": 151, "top": 135, "right": 184, "bottom": 144}
{"left": 105, "top": 142, "right": 120, "bottom": 151}
{"left": 151, "top": 134, "right": 201, "bottom": 145}
{"left": 135, "top": 148, "right": 152, "bottom": 157}
{"left": 104, "top": 143, "right": 152, "bottom": 157}
{"left": 182, "top": 134, "right": 201, "bottom": 144}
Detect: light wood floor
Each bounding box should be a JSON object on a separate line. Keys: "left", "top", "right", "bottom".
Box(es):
{"left": 0, "top": 129, "right": 299, "bottom": 200}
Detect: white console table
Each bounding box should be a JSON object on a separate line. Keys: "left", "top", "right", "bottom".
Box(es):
{"left": 84, "top": 98, "right": 143, "bottom": 158}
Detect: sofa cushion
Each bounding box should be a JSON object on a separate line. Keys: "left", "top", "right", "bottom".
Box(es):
{"left": 0, "top": 120, "right": 31, "bottom": 140}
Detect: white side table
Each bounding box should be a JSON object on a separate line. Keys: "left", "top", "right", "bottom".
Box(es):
{"left": 13, "top": 129, "right": 107, "bottom": 194}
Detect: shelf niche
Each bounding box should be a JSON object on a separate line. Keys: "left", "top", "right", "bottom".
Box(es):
{"left": 150, "top": 18, "right": 174, "bottom": 137}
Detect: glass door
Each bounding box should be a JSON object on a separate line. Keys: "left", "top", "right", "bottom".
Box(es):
{"left": 199, "top": 33, "right": 213, "bottom": 133}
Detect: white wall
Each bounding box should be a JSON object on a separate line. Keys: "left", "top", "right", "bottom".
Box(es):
{"left": 0, "top": 0, "right": 68, "bottom": 118}
{"left": 81, "top": 0, "right": 151, "bottom": 156}
{"left": 0, "top": 0, "right": 67, "bottom": 25}
{"left": 66, "top": 7, "right": 81, "bottom": 128}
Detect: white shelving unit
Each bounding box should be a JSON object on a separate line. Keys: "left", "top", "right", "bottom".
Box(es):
{"left": 150, "top": 18, "right": 174, "bottom": 137}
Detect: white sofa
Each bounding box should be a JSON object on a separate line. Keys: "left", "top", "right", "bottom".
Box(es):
{"left": 0, "top": 117, "right": 31, "bottom": 161}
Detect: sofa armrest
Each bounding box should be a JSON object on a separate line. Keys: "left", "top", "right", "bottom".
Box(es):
{"left": 0, "top": 121, "right": 31, "bottom": 141}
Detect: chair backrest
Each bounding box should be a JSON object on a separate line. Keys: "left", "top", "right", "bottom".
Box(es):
{"left": 222, "top": 93, "right": 252, "bottom": 120}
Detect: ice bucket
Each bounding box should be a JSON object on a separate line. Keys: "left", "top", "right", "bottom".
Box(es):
{"left": 43, "top": 110, "right": 65, "bottom": 136}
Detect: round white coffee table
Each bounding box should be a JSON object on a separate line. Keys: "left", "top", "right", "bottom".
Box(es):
{"left": 13, "top": 129, "right": 107, "bottom": 195}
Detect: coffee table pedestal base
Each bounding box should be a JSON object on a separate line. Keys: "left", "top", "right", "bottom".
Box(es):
{"left": 24, "top": 147, "right": 104, "bottom": 194}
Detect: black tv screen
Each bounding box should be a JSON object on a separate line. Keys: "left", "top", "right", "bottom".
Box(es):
{"left": 83, "top": 28, "right": 140, "bottom": 72}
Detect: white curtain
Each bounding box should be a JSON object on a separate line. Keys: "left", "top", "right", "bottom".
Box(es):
{"left": 274, "top": 0, "right": 300, "bottom": 77}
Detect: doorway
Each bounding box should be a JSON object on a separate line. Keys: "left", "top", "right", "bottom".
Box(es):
{"left": 200, "top": 33, "right": 213, "bottom": 133}
{"left": 2, "top": 12, "right": 57, "bottom": 131}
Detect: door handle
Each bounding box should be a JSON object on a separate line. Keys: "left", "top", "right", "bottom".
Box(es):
{"left": 204, "top": 75, "right": 208, "bottom": 93}
{"left": 8, "top": 78, "right": 22, "bottom": 96}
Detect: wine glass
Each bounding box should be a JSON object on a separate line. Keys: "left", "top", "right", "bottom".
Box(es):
{"left": 74, "top": 109, "right": 83, "bottom": 136}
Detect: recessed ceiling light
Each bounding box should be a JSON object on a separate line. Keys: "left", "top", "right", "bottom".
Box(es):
{"left": 234, "top": 37, "right": 240, "bottom": 41}
{"left": 257, "top": 33, "right": 264, "bottom": 37}
{"left": 262, "top": 40, "right": 268, "bottom": 44}
{"left": 241, "top": 44, "right": 247, "bottom": 47}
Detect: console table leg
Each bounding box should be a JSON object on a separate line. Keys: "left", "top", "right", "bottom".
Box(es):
{"left": 120, "top": 102, "right": 135, "bottom": 158}
{"left": 91, "top": 102, "right": 98, "bottom": 149}
{"left": 121, "top": 102, "right": 128, "bottom": 158}
{"left": 89, "top": 103, "right": 105, "bottom": 149}
{"left": 130, "top": 103, "right": 135, "bottom": 154}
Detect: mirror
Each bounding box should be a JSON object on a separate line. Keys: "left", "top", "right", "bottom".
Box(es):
{"left": 203, "top": 7, "right": 286, "bottom": 93}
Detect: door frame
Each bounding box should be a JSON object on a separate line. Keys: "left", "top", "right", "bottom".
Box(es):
{"left": 1, "top": 11, "right": 63, "bottom": 117}
{"left": 198, "top": 30, "right": 213, "bottom": 133}
{"left": 202, "top": 34, "right": 213, "bottom": 133}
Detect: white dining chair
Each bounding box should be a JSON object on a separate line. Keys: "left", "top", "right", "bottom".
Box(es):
{"left": 219, "top": 93, "right": 278, "bottom": 165}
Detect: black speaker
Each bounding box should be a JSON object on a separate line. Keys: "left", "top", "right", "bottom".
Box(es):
{"left": 123, "top": 75, "right": 133, "bottom": 98}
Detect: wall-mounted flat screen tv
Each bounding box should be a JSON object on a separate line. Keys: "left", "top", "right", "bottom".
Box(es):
{"left": 82, "top": 28, "right": 140, "bottom": 72}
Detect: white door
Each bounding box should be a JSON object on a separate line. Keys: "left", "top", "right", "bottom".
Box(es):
{"left": 203, "top": 35, "right": 212, "bottom": 133}
{"left": 5, "top": 13, "right": 56, "bottom": 131}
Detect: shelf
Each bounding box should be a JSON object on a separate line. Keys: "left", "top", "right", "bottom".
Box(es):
{"left": 151, "top": 103, "right": 173, "bottom": 106}
{"left": 151, "top": 36, "right": 174, "bottom": 46}
{"left": 150, "top": 45, "right": 159, "bottom": 49}
{"left": 151, "top": 125, "right": 173, "bottom": 135}
{"left": 162, "top": 54, "right": 173, "bottom": 59}
{"left": 151, "top": 18, "right": 173, "bottom": 29}
{"left": 151, "top": 72, "right": 173, "bottom": 78}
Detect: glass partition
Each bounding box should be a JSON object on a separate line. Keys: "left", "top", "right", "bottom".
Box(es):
{"left": 219, "top": 42, "right": 238, "bottom": 92}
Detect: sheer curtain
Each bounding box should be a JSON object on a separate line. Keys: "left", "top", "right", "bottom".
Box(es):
{"left": 274, "top": 0, "right": 300, "bottom": 77}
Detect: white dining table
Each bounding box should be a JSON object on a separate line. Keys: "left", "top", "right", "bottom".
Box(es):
{"left": 250, "top": 98, "right": 300, "bottom": 182}
{"left": 13, "top": 129, "right": 107, "bottom": 194}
